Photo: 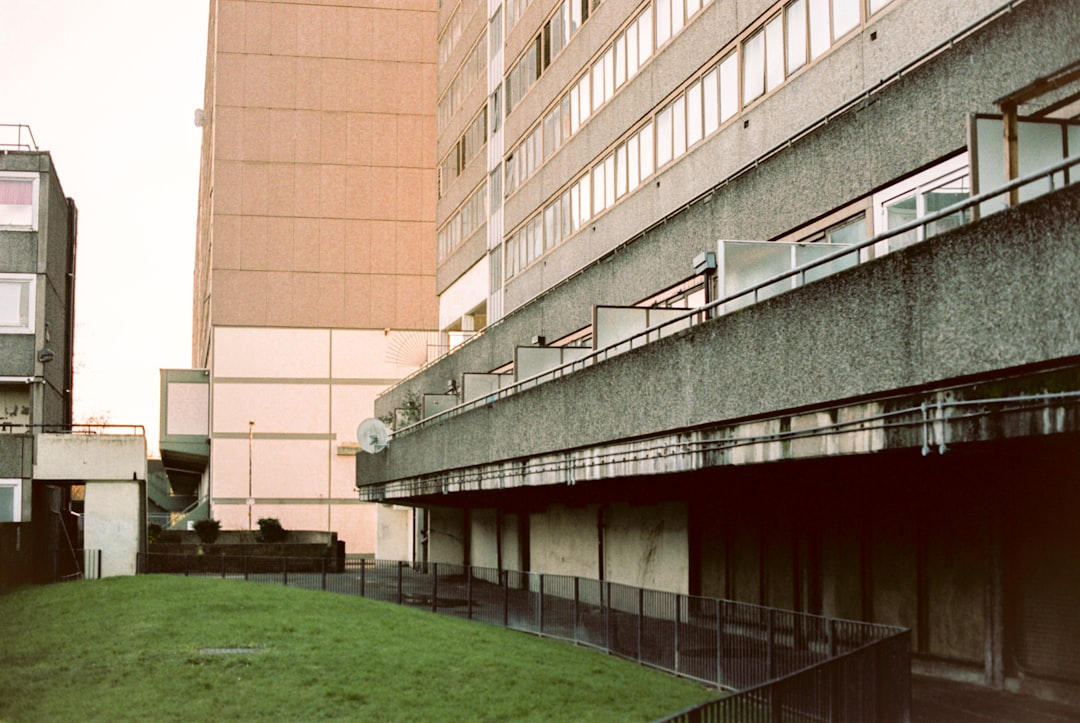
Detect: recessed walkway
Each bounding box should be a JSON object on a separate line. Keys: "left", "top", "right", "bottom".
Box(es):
{"left": 912, "top": 676, "right": 1080, "bottom": 723}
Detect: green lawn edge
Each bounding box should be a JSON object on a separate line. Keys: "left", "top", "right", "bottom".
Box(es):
{"left": 0, "top": 576, "right": 718, "bottom": 722}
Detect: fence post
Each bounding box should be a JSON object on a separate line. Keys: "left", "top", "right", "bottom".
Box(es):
{"left": 321, "top": 557, "right": 327, "bottom": 591}
{"left": 432, "top": 562, "right": 439, "bottom": 613}
{"left": 637, "top": 587, "right": 644, "bottom": 662}
{"left": 573, "top": 577, "right": 579, "bottom": 644}
{"left": 605, "top": 581, "right": 612, "bottom": 653}
{"left": 674, "top": 594, "right": 681, "bottom": 674}
{"left": 767, "top": 608, "right": 776, "bottom": 679}
{"left": 136, "top": 552, "right": 142, "bottom": 575}
{"left": 221, "top": 553, "right": 227, "bottom": 579}
{"left": 360, "top": 558, "right": 366, "bottom": 597}
{"left": 716, "top": 598, "right": 724, "bottom": 688}
{"left": 397, "top": 560, "right": 403, "bottom": 605}
{"left": 503, "top": 570, "right": 509, "bottom": 628}
{"left": 829, "top": 652, "right": 841, "bottom": 723}
{"left": 244, "top": 555, "right": 249, "bottom": 581}
{"left": 538, "top": 573, "right": 544, "bottom": 634}
{"left": 466, "top": 566, "right": 473, "bottom": 620}
{"left": 283, "top": 557, "right": 288, "bottom": 586}
{"left": 770, "top": 683, "right": 783, "bottom": 723}
{"left": 184, "top": 553, "right": 189, "bottom": 577}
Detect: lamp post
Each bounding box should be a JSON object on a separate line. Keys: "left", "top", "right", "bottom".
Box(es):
{"left": 248, "top": 420, "right": 255, "bottom": 530}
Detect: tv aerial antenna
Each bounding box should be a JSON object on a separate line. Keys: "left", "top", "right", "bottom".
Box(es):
{"left": 356, "top": 418, "right": 390, "bottom": 454}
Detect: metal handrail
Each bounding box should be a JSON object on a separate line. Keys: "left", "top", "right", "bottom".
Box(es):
{"left": 0, "top": 423, "right": 146, "bottom": 436}
{"left": 360, "top": 386, "right": 1080, "bottom": 494}
{"left": 0, "top": 124, "right": 38, "bottom": 151}
{"left": 391, "top": 154, "right": 1080, "bottom": 438}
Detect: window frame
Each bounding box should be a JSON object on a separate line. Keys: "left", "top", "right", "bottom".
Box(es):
{"left": 0, "top": 478, "right": 22, "bottom": 523}
{"left": 0, "top": 274, "right": 36, "bottom": 335}
{"left": 0, "top": 173, "right": 39, "bottom": 231}
{"left": 872, "top": 153, "right": 970, "bottom": 254}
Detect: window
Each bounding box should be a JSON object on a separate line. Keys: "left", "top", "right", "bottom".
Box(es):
{"left": 437, "top": 182, "right": 488, "bottom": 261}
{"left": 656, "top": 104, "right": 673, "bottom": 167}
{"left": 743, "top": 14, "right": 783, "bottom": 103}
{"left": 0, "top": 174, "right": 38, "bottom": 230}
{"left": 873, "top": 154, "right": 970, "bottom": 252}
{"left": 505, "top": 0, "right": 598, "bottom": 114}
{"left": 719, "top": 52, "right": 739, "bottom": 123}
{"left": 686, "top": 81, "right": 702, "bottom": 147}
{"left": 490, "top": 87, "right": 502, "bottom": 133}
{"left": 832, "top": 0, "right": 860, "bottom": 39}
{"left": 743, "top": 27, "right": 765, "bottom": 102}
{"left": 0, "top": 479, "right": 21, "bottom": 522}
{"left": 786, "top": 0, "right": 808, "bottom": 74}
{"left": 489, "top": 7, "right": 503, "bottom": 59}
{"left": 0, "top": 275, "right": 34, "bottom": 334}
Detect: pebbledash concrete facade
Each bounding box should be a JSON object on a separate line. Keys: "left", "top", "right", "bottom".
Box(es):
{"left": 162, "top": 0, "right": 440, "bottom": 554}
{"left": 359, "top": 0, "right": 1080, "bottom": 706}
{"left": 1, "top": 145, "right": 148, "bottom": 582}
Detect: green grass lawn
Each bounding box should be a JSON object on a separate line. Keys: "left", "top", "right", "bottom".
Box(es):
{"left": 0, "top": 575, "right": 716, "bottom": 722}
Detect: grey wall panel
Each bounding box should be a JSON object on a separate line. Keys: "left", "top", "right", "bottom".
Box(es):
{"left": 365, "top": 183, "right": 1080, "bottom": 482}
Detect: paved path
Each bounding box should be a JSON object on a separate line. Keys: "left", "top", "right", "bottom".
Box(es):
{"left": 912, "top": 676, "right": 1080, "bottom": 722}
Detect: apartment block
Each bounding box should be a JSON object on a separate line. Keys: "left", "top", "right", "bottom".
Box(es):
{"left": 361, "top": 0, "right": 1080, "bottom": 703}
{"left": 161, "top": 0, "right": 440, "bottom": 554}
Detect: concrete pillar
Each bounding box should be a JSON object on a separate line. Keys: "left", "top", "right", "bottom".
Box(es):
{"left": 83, "top": 479, "right": 145, "bottom": 577}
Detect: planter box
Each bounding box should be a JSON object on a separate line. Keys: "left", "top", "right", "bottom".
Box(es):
{"left": 145, "top": 531, "right": 345, "bottom": 573}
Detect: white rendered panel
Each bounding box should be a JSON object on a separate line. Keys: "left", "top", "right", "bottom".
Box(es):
{"left": 213, "top": 383, "right": 329, "bottom": 435}
{"left": 166, "top": 382, "right": 209, "bottom": 436}
{"left": 214, "top": 327, "right": 329, "bottom": 378}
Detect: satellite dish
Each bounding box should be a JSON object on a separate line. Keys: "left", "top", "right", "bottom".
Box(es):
{"left": 356, "top": 418, "right": 389, "bottom": 454}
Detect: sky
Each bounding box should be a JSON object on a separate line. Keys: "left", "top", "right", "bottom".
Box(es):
{"left": 1, "top": 1, "right": 209, "bottom": 455}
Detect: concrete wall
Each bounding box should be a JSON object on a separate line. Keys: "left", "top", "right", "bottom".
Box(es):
{"left": 1, "top": 151, "right": 76, "bottom": 428}
{"left": 362, "top": 184, "right": 1080, "bottom": 484}
{"left": 529, "top": 504, "right": 598, "bottom": 579}
{"left": 34, "top": 434, "right": 146, "bottom": 482}
{"left": 391, "top": 0, "right": 1078, "bottom": 414}
{"left": 83, "top": 480, "right": 144, "bottom": 577}
{"left": 469, "top": 507, "right": 499, "bottom": 569}
{"left": 603, "top": 501, "right": 688, "bottom": 594}
{"left": 427, "top": 505, "right": 465, "bottom": 563}
{"left": 500, "top": 511, "right": 523, "bottom": 572}
{"left": 375, "top": 504, "right": 412, "bottom": 561}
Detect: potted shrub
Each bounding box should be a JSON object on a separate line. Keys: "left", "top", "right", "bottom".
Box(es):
{"left": 193, "top": 518, "right": 221, "bottom": 544}
{"left": 257, "top": 517, "right": 287, "bottom": 543}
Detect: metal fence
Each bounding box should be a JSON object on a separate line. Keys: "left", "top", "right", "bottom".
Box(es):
{"left": 0, "top": 530, "right": 101, "bottom": 591}
{"left": 139, "top": 554, "right": 909, "bottom": 720}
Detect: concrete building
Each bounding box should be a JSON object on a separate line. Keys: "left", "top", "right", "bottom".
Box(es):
{"left": 1, "top": 131, "right": 147, "bottom": 585}
{"left": 160, "top": 0, "right": 441, "bottom": 554}
{"left": 359, "top": 0, "right": 1080, "bottom": 705}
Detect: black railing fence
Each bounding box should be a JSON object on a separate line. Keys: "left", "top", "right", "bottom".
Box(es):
{"left": 138, "top": 554, "right": 909, "bottom": 721}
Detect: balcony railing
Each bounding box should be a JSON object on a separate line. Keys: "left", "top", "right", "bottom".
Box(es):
{"left": 0, "top": 124, "right": 38, "bottom": 151}
{"left": 0, "top": 423, "right": 146, "bottom": 436}
{"left": 392, "top": 153, "right": 1080, "bottom": 439}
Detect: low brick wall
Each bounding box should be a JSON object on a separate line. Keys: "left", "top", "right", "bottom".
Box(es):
{"left": 146, "top": 530, "right": 344, "bottom": 574}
